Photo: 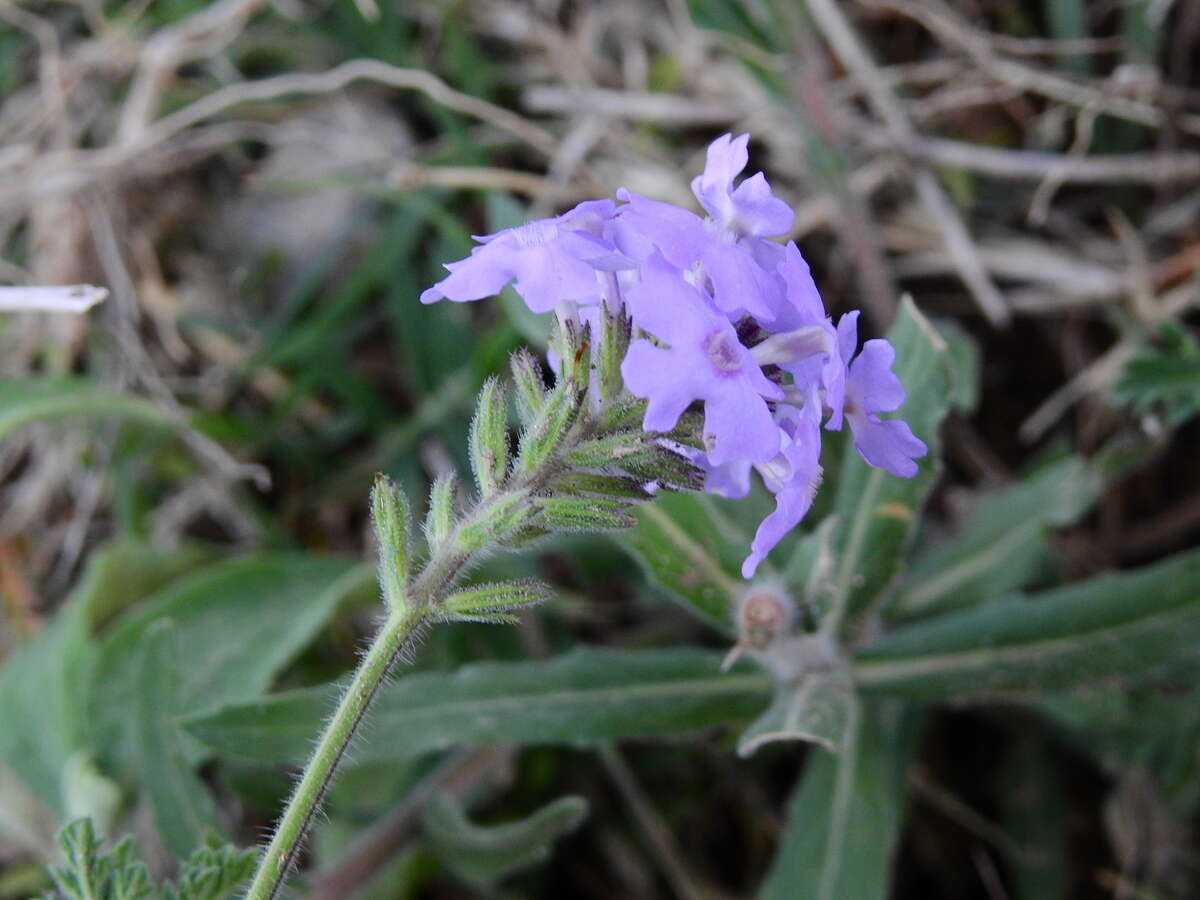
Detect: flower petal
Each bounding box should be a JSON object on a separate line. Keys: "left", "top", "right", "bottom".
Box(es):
{"left": 848, "top": 414, "right": 927, "bottom": 477}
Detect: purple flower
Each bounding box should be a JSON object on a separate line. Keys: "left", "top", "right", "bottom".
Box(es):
{"left": 690, "top": 133, "right": 794, "bottom": 239}
{"left": 832, "top": 314, "right": 928, "bottom": 477}
{"left": 620, "top": 253, "right": 783, "bottom": 466}
{"left": 420, "top": 199, "right": 624, "bottom": 314}
{"left": 613, "top": 189, "right": 781, "bottom": 323}
{"left": 418, "top": 131, "right": 930, "bottom": 581}
{"left": 741, "top": 402, "right": 824, "bottom": 578}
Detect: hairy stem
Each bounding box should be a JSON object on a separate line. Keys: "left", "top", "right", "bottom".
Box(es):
{"left": 244, "top": 397, "right": 602, "bottom": 899}
{"left": 243, "top": 606, "right": 424, "bottom": 900}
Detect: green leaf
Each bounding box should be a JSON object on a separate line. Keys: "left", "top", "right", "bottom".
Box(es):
{"left": 135, "top": 622, "right": 223, "bottom": 857}
{"left": 43, "top": 819, "right": 155, "bottom": 900}
{"left": 164, "top": 840, "right": 257, "bottom": 900}
{"left": 825, "top": 297, "right": 953, "bottom": 641}
{"left": 562, "top": 431, "right": 644, "bottom": 468}
{"left": 1035, "top": 657, "right": 1200, "bottom": 817}
{"left": 87, "top": 554, "right": 363, "bottom": 782}
{"left": 1114, "top": 322, "right": 1200, "bottom": 427}
{"left": 935, "top": 317, "right": 981, "bottom": 414}
{"left": 595, "top": 305, "right": 632, "bottom": 405}
{"left": 738, "top": 668, "right": 853, "bottom": 756}
{"left": 467, "top": 376, "right": 509, "bottom": 496}
{"left": 998, "top": 735, "right": 1068, "bottom": 900}
{"left": 759, "top": 700, "right": 916, "bottom": 900}
{"left": 183, "top": 648, "right": 771, "bottom": 765}
{"left": 0, "top": 378, "right": 173, "bottom": 442}
{"left": 856, "top": 547, "right": 1200, "bottom": 698}
{"left": 617, "top": 446, "right": 705, "bottom": 491}
{"left": 422, "top": 795, "right": 588, "bottom": 888}
{"left": 623, "top": 492, "right": 751, "bottom": 633}
{"left": 0, "top": 541, "right": 208, "bottom": 813}
{"left": 457, "top": 492, "right": 532, "bottom": 550}
{"left": 890, "top": 455, "right": 1100, "bottom": 620}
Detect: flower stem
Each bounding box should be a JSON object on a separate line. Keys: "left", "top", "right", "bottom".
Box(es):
{"left": 243, "top": 606, "right": 424, "bottom": 900}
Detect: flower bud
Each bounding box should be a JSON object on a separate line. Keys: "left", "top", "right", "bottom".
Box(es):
{"left": 735, "top": 584, "right": 796, "bottom": 651}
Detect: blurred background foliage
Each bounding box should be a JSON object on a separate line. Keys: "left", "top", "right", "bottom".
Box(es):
{"left": 2, "top": 0, "right": 1200, "bottom": 897}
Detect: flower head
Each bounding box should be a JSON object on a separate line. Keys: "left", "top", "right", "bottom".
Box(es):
{"left": 421, "top": 133, "right": 927, "bottom": 577}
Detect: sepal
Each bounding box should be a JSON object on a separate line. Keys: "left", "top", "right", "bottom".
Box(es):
{"left": 468, "top": 376, "right": 509, "bottom": 497}
{"left": 509, "top": 348, "right": 547, "bottom": 426}
{"left": 595, "top": 304, "right": 632, "bottom": 405}
{"left": 424, "top": 473, "right": 459, "bottom": 551}
{"left": 438, "top": 579, "right": 553, "bottom": 624}
{"left": 371, "top": 474, "right": 412, "bottom": 611}
{"left": 538, "top": 496, "right": 636, "bottom": 532}
{"left": 517, "top": 381, "right": 581, "bottom": 476}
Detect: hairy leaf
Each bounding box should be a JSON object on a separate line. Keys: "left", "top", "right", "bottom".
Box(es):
{"left": 759, "top": 700, "right": 917, "bottom": 900}
{"left": 183, "top": 648, "right": 771, "bottom": 765}
{"left": 623, "top": 492, "right": 755, "bottom": 634}
{"left": 890, "top": 456, "right": 1099, "bottom": 621}
{"left": 88, "top": 555, "right": 363, "bottom": 782}
{"left": 738, "top": 668, "right": 853, "bottom": 756}
{"left": 857, "top": 548, "right": 1200, "bottom": 698}
{"left": 371, "top": 474, "right": 412, "bottom": 610}
{"left": 440, "top": 579, "right": 552, "bottom": 622}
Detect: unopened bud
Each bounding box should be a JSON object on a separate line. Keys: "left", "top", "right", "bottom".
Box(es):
{"left": 735, "top": 584, "right": 796, "bottom": 651}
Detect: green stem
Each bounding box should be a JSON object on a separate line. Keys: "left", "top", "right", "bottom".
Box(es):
{"left": 243, "top": 319, "right": 629, "bottom": 897}
{"left": 243, "top": 607, "right": 423, "bottom": 900}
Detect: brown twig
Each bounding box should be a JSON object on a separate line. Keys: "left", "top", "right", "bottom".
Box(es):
{"left": 806, "top": 0, "right": 1010, "bottom": 327}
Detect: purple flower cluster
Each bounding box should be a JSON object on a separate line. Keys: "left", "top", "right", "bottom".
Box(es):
{"left": 422, "top": 134, "right": 926, "bottom": 578}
